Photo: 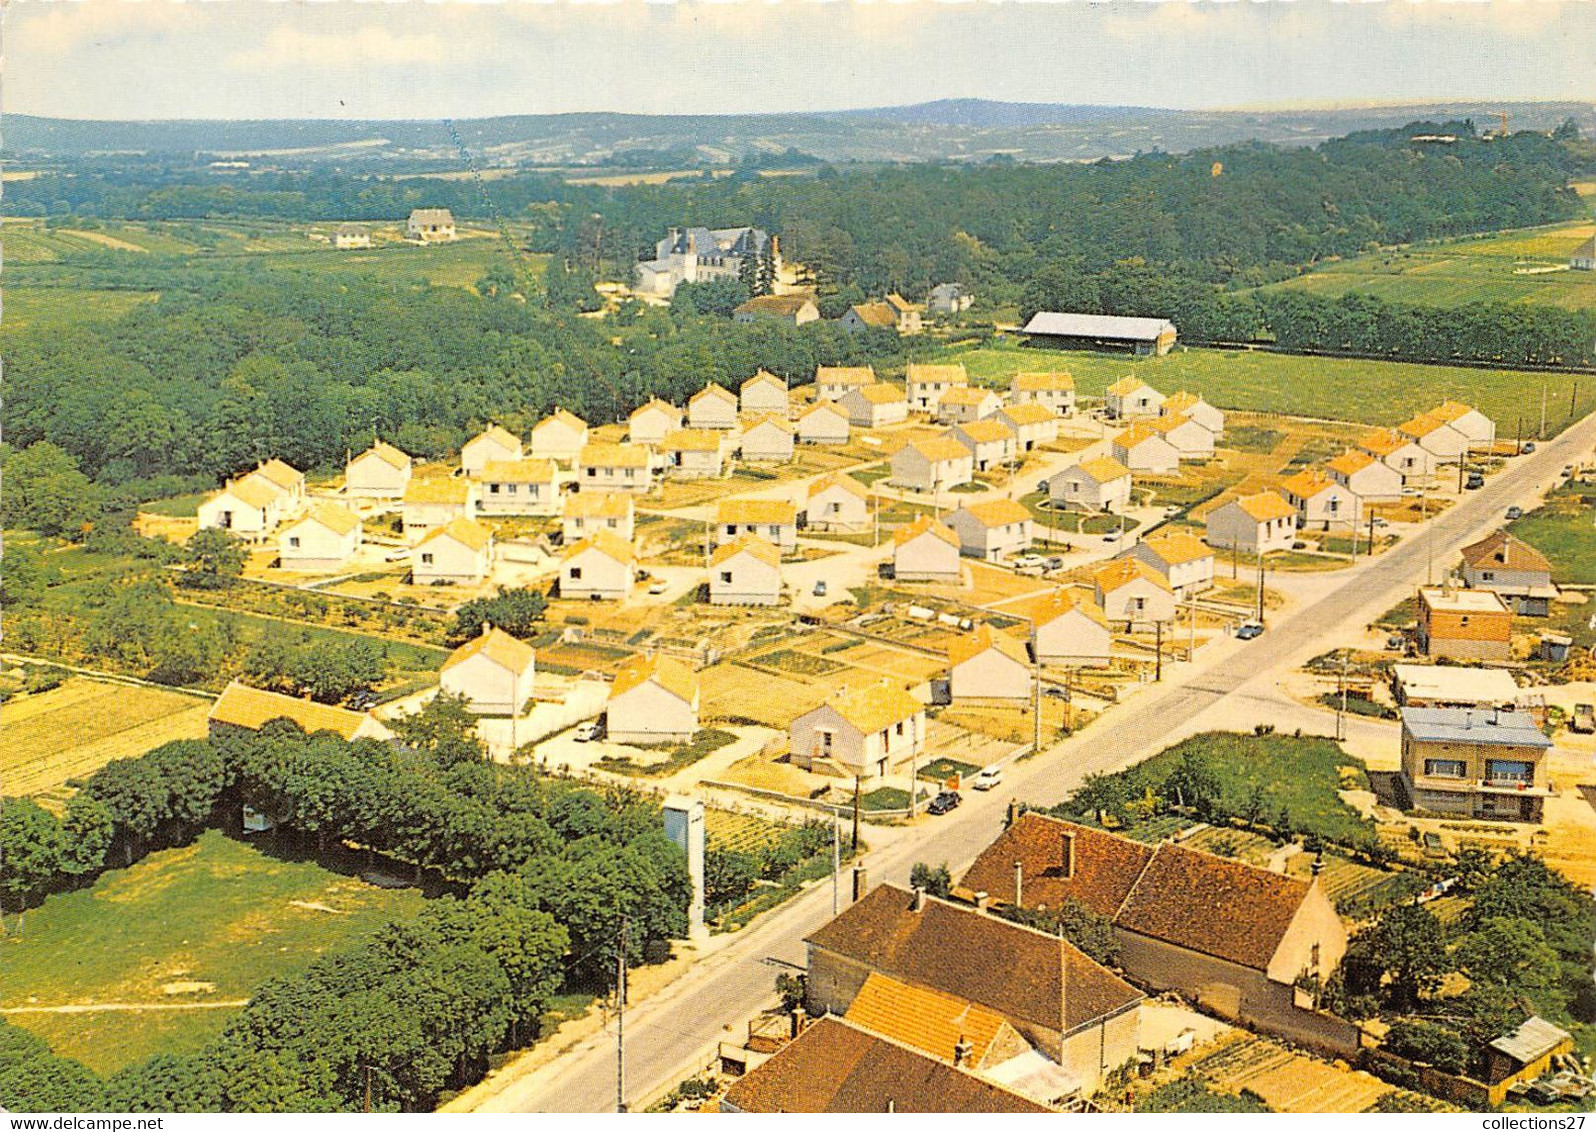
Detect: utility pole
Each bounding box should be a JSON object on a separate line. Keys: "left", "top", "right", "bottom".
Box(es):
{"left": 831, "top": 809, "right": 841, "bottom": 916}
{"left": 851, "top": 776, "right": 861, "bottom": 852}
{"left": 1154, "top": 618, "right": 1163, "bottom": 682}
{"left": 1367, "top": 510, "right": 1376, "bottom": 558}
{"left": 1336, "top": 648, "right": 1350, "bottom": 742}
{"left": 1255, "top": 553, "right": 1266, "bottom": 626}
{"left": 616, "top": 916, "right": 628, "bottom": 1114}
{"left": 1188, "top": 590, "right": 1196, "bottom": 659}
{"left": 1540, "top": 382, "right": 1549, "bottom": 440}
{"left": 1231, "top": 541, "right": 1239, "bottom": 581}
{"left": 873, "top": 491, "right": 880, "bottom": 549}
{"left": 1515, "top": 415, "right": 1523, "bottom": 456}
{"left": 1031, "top": 618, "right": 1042, "bottom": 753}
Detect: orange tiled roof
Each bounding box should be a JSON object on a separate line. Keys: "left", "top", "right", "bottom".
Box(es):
{"left": 441, "top": 627, "right": 535, "bottom": 675}
{"left": 610, "top": 652, "right": 698, "bottom": 704}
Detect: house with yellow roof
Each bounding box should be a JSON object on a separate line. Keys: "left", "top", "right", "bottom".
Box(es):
{"left": 716, "top": 498, "right": 798, "bottom": 552}
{"left": 708, "top": 534, "right": 783, "bottom": 606}
{"left": 461, "top": 423, "right": 523, "bottom": 477}
{"left": 884, "top": 292, "right": 924, "bottom": 334}
{"left": 946, "top": 498, "right": 1033, "bottom": 561}
{"left": 1204, "top": 490, "right": 1297, "bottom": 555}
{"left": 733, "top": 295, "right": 819, "bottom": 328}
{"left": 814, "top": 365, "right": 877, "bottom": 401}
{"left": 889, "top": 435, "right": 974, "bottom": 493}
{"left": 345, "top": 440, "right": 412, "bottom": 499}
{"left": 561, "top": 491, "right": 634, "bottom": 544}
{"left": 1429, "top": 401, "right": 1496, "bottom": 451}
{"left": 948, "top": 624, "right": 1031, "bottom": 702}
{"left": 529, "top": 408, "right": 588, "bottom": 468}
{"left": 606, "top": 653, "right": 700, "bottom": 744}
{"left": 951, "top": 419, "right": 1017, "bottom": 472}
{"left": 402, "top": 476, "right": 477, "bottom": 540}
{"left": 991, "top": 401, "right": 1060, "bottom": 452}
{"left": 738, "top": 369, "right": 790, "bottom": 416}
{"left": 413, "top": 517, "right": 494, "bottom": 585}
{"left": 1094, "top": 558, "right": 1176, "bottom": 626}
{"left": 627, "top": 398, "right": 684, "bottom": 446}
{"left": 1048, "top": 456, "right": 1131, "bottom": 513}
{"left": 839, "top": 382, "right": 909, "bottom": 428}
{"left": 1105, "top": 376, "right": 1165, "bottom": 419}
{"left": 246, "top": 458, "right": 307, "bottom": 510}
{"left": 738, "top": 415, "right": 796, "bottom": 463}
{"left": 1357, "top": 427, "right": 1437, "bottom": 482}
{"left": 1123, "top": 532, "right": 1214, "bottom": 597}
{"left": 933, "top": 385, "right": 1002, "bottom": 426}
{"left": 1008, "top": 371, "right": 1076, "bottom": 416}
{"left": 560, "top": 528, "right": 636, "bottom": 600}
{"left": 1149, "top": 413, "right": 1215, "bottom": 460}
{"left": 277, "top": 503, "right": 363, "bottom": 571}
{"left": 840, "top": 300, "right": 902, "bottom": 335}
{"left": 1280, "top": 465, "right": 1362, "bottom": 529}
{"left": 658, "top": 429, "right": 729, "bottom": 479}
{"left": 806, "top": 474, "right": 871, "bottom": 533}
{"left": 687, "top": 382, "right": 739, "bottom": 430}
{"left": 789, "top": 679, "right": 926, "bottom": 779}
{"left": 197, "top": 476, "right": 284, "bottom": 540}
{"left": 892, "top": 515, "right": 962, "bottom": 583}
{"left": 439, "top": 626, "right": 536, "bottom": 715}
{"left": 1160, "top": 391, "right": 1224, "bottom": 436}
{"left": 1326, "top": 449, "right": 1403, "bottom": 503}
{"left": 208, "top": 680, "right": 394, "bottom": 743}
{"left": 578, "top": 442, "right": 656, "bottom": 493}
{"left": 905, "top": 362, "right": 968, "bottom": 413}
{"left": 1112, "top": 422, "right": 1180, "bottom": 474}
{"left": 1397, "top": 413, "right": 1468, "bottom": 463}
{"left": 1017, "top": 588, "right": 1112, "bottom": 667}
{"left": 477, "top": 458, "right": 561, "bottom": 516}
{"left": 796, "top": 399, "right": 851, "bottom": 445}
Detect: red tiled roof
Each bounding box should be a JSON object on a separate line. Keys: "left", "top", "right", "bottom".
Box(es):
{"left": 956, "top": 813, "right": 1154, "bottom": 918}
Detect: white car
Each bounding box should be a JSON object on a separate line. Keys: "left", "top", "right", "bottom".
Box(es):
{"left": 647, "top": 579, "right": 669, "bottom": 595}
{"left": 972, "top": 766, "right": 1003, "bottom": 791}
{"left": 573, "top": 721, "right": 604, "bottom": 742}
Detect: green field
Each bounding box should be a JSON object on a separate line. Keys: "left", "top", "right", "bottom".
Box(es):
{"left": 1262, "top": 221, "right": 1596, "bottom": 311}
{"left": 919, "top": 339, "right": 1596, "bottom": 436}
{"left": 1508, "top": 482, "right": 1596, "bottom": 585}
{"left": 3, "top": 287, "right": 160, "bottom": 333}
{"left": 0, "top": 830, "right": 425, "bottom": 1073}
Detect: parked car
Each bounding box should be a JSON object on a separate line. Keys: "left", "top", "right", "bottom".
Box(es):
{"left": 812, "top": 580, "right": 828, "bottom": 597}
{"left": 1505, "top": 506, "right": 1524, "bottom": 520}
{"left": 972, "top": 766, "right": 1003, "bottom": 791}
{"left": 1012, "top": 554, "right": 1045, "bottom": 570}
{"left": 1102, "top": 530, "right": 1121, "bottom": 544}
{"left": 927, "top": 790, "right": 961, "bottom": 815}
{"left": 1036, "top": 478, "right": 1051, "bottom": 494}
{"left": 647, "top": 578, "right": 669, "bottom": 595}
{"left": 1572, "top": 704, "right": 1596, "bottom": 735}
{"left": 1043, "top": 686, "right": 1069, "bottom": 700}
{"left": 350, "top": 691, "right": 377, "bottom": 711}
{"left": 573, "top": 720, "right": 604, "bottom": 742}
{"left": 1237, "top": 621, "right": 1264, "bottom": 640}
{"left": 1520, "top": 441, "right": 1536, "bottom": 454}
{"left": 1465, "top": 473, "right": 1484, "bottom": 490}
{"left": 1386, "top": 634, "right": 1406, "bottom": 651}
{"left": 1044, "top": 556, "right": 1065, "bottom": 571}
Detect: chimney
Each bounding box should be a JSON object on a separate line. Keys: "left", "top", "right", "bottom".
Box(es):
{"left": 910, "top": 886, "right": 925, "bottom": 913}
{"left": 953, "top": 1035, "right": 973, "bottom": 1068}
{"left": 885, "top": 1100, "right": 895, "bottom": 1114}
{"left": 790, "top": 1003, "right": 806, "bottom": 1039}
{"left": 1464, "top": 709, "right": 1473, "bottom": 730}
{"left": 851, "top": 865, "right": 869, "bottom": 904}
{"left": 481, "top": 620, "right": 493, "bottom": 637}
{"left": 974, "top": 890, "right": 990, "bottom": 913}
{"left": 1062, "top": 832, "right": 1076, "bottom": 880}
{"left": 1013, "top": 859, "right": 1024, "bottom": 907}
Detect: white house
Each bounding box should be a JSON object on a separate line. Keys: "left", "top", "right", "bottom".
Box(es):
{"left": 345, "top": 441, "right": 412, "bottom": 499}
{"left": 439, "top": 627, "right": 536, "bottom": 716}
{"left": 1150, "top": 414, "right": 1216, "bottom": 460}
{"left": 927, "top": 283, "right": 973, "bottom": 316}
{"left": 478, "top": 458, "right": 561, "bottom": 516}
{"left": 1160, "top": 391, "right": 1225, "bottom": 436}
{"left": 788, "top": 680, "right": 925, "bottom": 780}
{"left": 406, "top": 208, "right": 456, "bottom": 241}
{"left": 948, "top": 624, "right": 1031, "bottom": 702}
{"left": 561, "top": 492, "right": 633, "bottom": 546}
{"left": 950, "top": 419, "right": 1017, "bottom": 472}
{"left": 560, "top": 529, "right": 636, "bottom": 600}
{"left": 607, "top": 653, "right": 700, "bottom": 744}
{"left": 889, "top": 435, "right": 974, "bottom": 493}
{"left": 628, "top": 398, "right": 683, "bottom": 446}
{"left": 796, "top": 400, "right": 851, "bottom": 445}
{"left": 529, "top": 408, "right": 589, "bottom": 468}
{"left": 814, "top": 365, "right": 876, "bottom": 402}
{"left": 245, "top": 459, "right": 306, "bottom": 511}
{"left": 1009, "top": 371, "right": 1076, "bottom": 416}
{"left": 991, "top": 402, "right": 1060, "bottom": 452}
{"left": 739, "top": 370, "right": 790, "bottom": 416}
{"left": 1112, "top": 423, "right": 1180, "bottom": 474}
{"left": 1358, "top": 427, "right": 1438, "bottom": 482}
{"left": 933, "top": 386, "right": 1002, "bottom": 426}
{"left": 462, "top": 424, "right": 523, "bottom": 477}
{"left": 891, "top": 515, "right": 962, "bottom": 583}
{"left": 578, "top": 442, "right": 655, "bottom": 493}
{"left": 1280, "top": 466, "right": 1363, "bottom": 529}
{"left": 739, "top": 416, "right": 796, "bottom": 463}
{"left": 1105, "top": 376, "right": 1165, "bottom": 419}
{"left": 1124, "top": 532, "right": 1214, "bottom": 597}
{"left": 1049, "top": 457, "right": 1132, "bottom": 513}
{"left": 333, "top": 224, "right": 371, "bottom": 250}
{"left": 733, "top": 295, "right": 819, "bottom": 327}
{"left": 946, "top": 498, "right": 1033, "bottom": 561}
{"left": 277, "top": 503, "right": 362, "bottom": 571}
{"left": 1094, "top": 557, "right": 1177, "bottom": 626}
{"left": 198, "top": 477, "right": 282, "bottom": 540}
{"left": 1398, "top": 414, "right": 1468, "bottom": 464}
{"left": 708, "top": 534, "right": 783, "bottom": 606}
{"left": 1020, "top": 588, "right": 1112, "bottom": 668}
{"left": 687, "top": 383, "right": 739, "bottom": 430}
{"left": 1573, "top": 235, "right": 1596, "bottom": 271}
{"left": 1204, "top": 491, "right": 1298, "bottom": 555}
{"left": 716, "top": 499, "right": 798, "bottom": 553}
{"left": 402, "top": 478, "right": 477, "bottom": 540}
{"left": 413, "top": 518, "right": 493, "bottom": 585}
{"left": 1429, "top": 401, "right": 1497, "bottom": 452}
{"left": 839, "top": 383, "right": 909, "bottom": 428}
{"left": 659, "top": 429, "right": 728, "bottom": 479}
{"left": 805, "top": 474, "right": 870, "bottom": 533}
{"left": 1327, "top": 450, "right": 1403, "bottom": 504}
{"left": 905, "top": 363, "right": 969, "bottom": 413}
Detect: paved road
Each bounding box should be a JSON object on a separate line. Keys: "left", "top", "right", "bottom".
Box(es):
{"left": 484, "top": 413, "right": 1596, "bottom": 1113}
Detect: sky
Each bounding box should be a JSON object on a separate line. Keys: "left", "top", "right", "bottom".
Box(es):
{"left": 8, "top": 0, "right": 1595, "bottom": 121}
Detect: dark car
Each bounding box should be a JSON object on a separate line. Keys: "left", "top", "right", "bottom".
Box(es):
{"left": 1465, "top": 473, "right": 1484, "bottom": 490}
{"left": 1506, "top": 506, "right": 1524, "bottom": 520}
{"left": 1520, "top": 442, "right": 1536, "bottom": 454}
{"left": 926, "top": 791, "right": 961, "bottom": 815}
{"left": 1236, "top": 621, "right": 1264, "bottom": 640}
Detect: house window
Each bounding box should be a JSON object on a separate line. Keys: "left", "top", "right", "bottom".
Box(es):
{"left": 895, "top": 721, "right": 904, "bottom": 737}
{"left": 288, "top": 536, "right": 300, "bottom": 548}
{"left": 1485, "top": 759, "right": 1533, "bottom": 785}
{"left": 420, "top": 553, "right": 434, "bottom": 565}
{"left": 624, "top": 469, "right": 635, "bottom": 479}
{"left": 508, "top": 484, "right": 519, "bottom": 494}
{"left": 1423, "top": 758, "right": 1467, "bottom": 779}
{"left": 569, "top": 567, "right": 582, "bottom": 580}
{"left": 1482, "top": 571, "right": 1495, "bottom": 582}
{"left": 585, "top": 467, "right": 596, "bottom": 478}
{"left": 720, "top": 572, "right": 732, "bottom": 584}
{"left": 490, "top": 483, "right": 501, "bottom": 494}
{"left": 725, "top": 525, "right": 737, "bottom": 537}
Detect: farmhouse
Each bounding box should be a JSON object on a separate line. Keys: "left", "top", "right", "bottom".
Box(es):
{"left": 948, "top": 624, "right": 1031, "bottom": 702}
{"left": 477, "top": 458, "right": 561, "bottom": 516}
{"left": 991, "top": 402, "right": 1060, "bottom": 452}
{"left": 1022, "top": 311, "right": 1177, "bottom": 356}
{"left": 529, "top": 408, "right": 588, "bottom": 467}
{"left": 1111, "top": 423, "right": 1180, "bottom": 474}
{"left": 406, "top": 208, "right": 456, "bottom": 242}
{"left": 208, "top": 681, "right": 394, "bottom": 742}
{"left": 1573, "top": 234, "right": 1596, "bottom": 271}
{"left": 658, "top": 429, "right": 728, "bottom": 479}
{"left": 1009, "top": 373, "right": 1075, "bottom": 418}
{"left": 1280, "top": 466, "right": 1363, "bottom": 529}
{"left": 627, "top": 398, "right": 683, "bottom": 446}
{"left": 956, "top": 814, "right": 1351, "bottom": 1055}
{"left": 1459, "top": 531, "right": 1556, "bottom": 616}
{"left": 738, "top": 416, "right": 796, "bottom": 463}
{"left": 716, "top": 498, "right": 798, "bottom": 552}
{"left": 1398, "top": 414, "right": 1468, "bottom": 463}
{"left": 1204, "top": 491, "right": 1297, "bottom": 555}
{"left": 439, "top": 627, "right": 537, "bottom": 716}
{"left": 796, "top": 400, "right": 851, "bottom": 445}
{"left": 197, "top": 477, "right": 282, "bottom": 540}
{"left": 946, "top": 499, "right": 1033, "bottom": 562}
{"left": 1429, "top": 401, "right": 1497, "bottom": 451}
{"left": 928, "top": 281, "right": 974, "bottom": 316}
{"left": 814, "top": 365, "right": 877, "bottom": 401}
{"left": 402, "top": 477, "right": 476, "bottom": 539}
{"left": 1049, "top": 457, "right": 1131, "bottom": 513}
{"left": 606, "top": 653, "right": 700, "bottom": 744}
{"left": 933, "top": 385, "right": 1002, "bottom": 426}
{"left": 890, "top": 436, "right": 974, "bottom": 492}
{"left": 634, "top": 226, "right": 773, "bottom": 297}
{"left": 560, "top": 529, "right": 636, "bottom": 601}
{"left": 461, "top": 424, "right": 523, "bottom": 477}
{"left": 806, "top": 474, "right": 870, "bottom": 532}
{"left": 561, "top": 491, "right": 634, "bottom": 544}
{"left": 1326, "top": 450, "right": 1403, "bottom": 503}
{"left": 333, "top": 224, "right": 370, "bottom": 250}
{"left": 839, "top": 382, "right": 909, "bottom": 428}
{"left": 1357, "top": 427, "right": 1438, "bottom": 481}
{"left": 1400, "top": 706, "right": 1554, "bottom": 822}
{"left": 1149, "top": 414, "right": 1215, "bottom": 460}
{"left": 732, "top": 294, "right": 819, "bottom": 327}
{"left": 1124, "top": 532, "right": 1214, "bottom": 597}
{"left": 892, "top": 515, "right": 962, "bottom": 583}
{"left": 1105, "top": 376, "right": 1166, "bottom": 419}
{"left": 346, "top": 440, "right": 412, "bottom": 499}
{"left": 739, "top": 369, "right": 790, "bottom": 415}
{"left": 951, "top": 418, "right": 1018, "bottom": 472}
{"left": 578, "top": 442, "right": 655, "bottom": 493}
{"left": 413, "top": 518, "right": 494, "bottom": 585}
{"left": 1417, "top": 585, "right": 1514, "bottom": 662}
{"left": 1392, "top": 664, "right": 1522, "bottom": 711}
{"left": 708, "top": 534, "right": 783, "bottom": 606}
{"left": 789, "top": 680, "right": 925, "bottom": 778}
{"left": 1018, "top": 588, "right": 1112, "bottom": 667}
{"left": 1160, "top": 391, "right": 1224, "bottom": 435}
{"left": 277, "top": 504, "right": 362, "bottom": 571}
{"left": 686, "top": 383, "right": 739, "bottom": 430}
{"left": 884, "top": 293, "right": 924, "bottom": 334}
{"left": 1094, "top": 558, "right": 1176, "bottom": 626}
{"left": 248, "top": 459, "right": 307, "bottom": 510}
{"left": 840, "top": 301, "right": 900, "bottom": 334}
{"left": 905, "top": 362, "right": 969, "bottom": 412}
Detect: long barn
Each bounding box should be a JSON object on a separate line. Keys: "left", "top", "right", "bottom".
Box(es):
{"left": 1021, "top": 311, "right": 1178, "bottom": 356}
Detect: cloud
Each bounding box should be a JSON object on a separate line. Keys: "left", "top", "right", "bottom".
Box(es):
{"left": 225, "top": 23, "right": 449, "bottom": 71}
{"left": 13, "top": 0, "right": 206, "bottom": 57}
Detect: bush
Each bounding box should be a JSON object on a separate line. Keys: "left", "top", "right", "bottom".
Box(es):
{"left": 1383, "top": 1020, "right": 1469, "bottom": 1075}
